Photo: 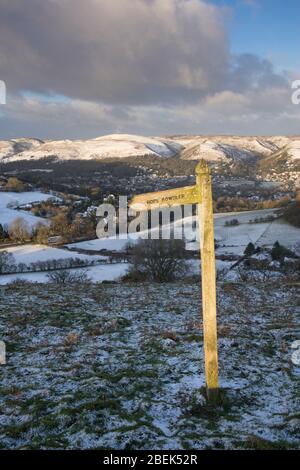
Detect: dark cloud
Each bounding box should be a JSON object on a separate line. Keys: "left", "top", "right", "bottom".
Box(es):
{"left": 229, "top": 54, "right": 287, "bottom": 92}
{"left": 0, "top": 0, "right": 230, "bottom": 104}
{"left": 0, "top": 0, "right": 297, "bottom": 138}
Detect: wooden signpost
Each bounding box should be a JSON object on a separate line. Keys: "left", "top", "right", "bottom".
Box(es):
{"left": 130, "top": 159, "right": 219, "bottom": 402}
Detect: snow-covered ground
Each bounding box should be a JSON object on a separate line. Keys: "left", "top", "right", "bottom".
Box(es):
{"left": 214, "top": 221, "right": 298, "bottom": 255}
{"left": 171, "top": 135, "right": 281, "bottom": 157}
{"left": 0, "top": 191, "right": 58, "bottom": 228}
{"left": 0, "top": 134, "right": 181, "bottom": 162}
{"left": 1, "top": 207, "right": 298, "bottom": 285}
{"left": 0, "top": 207, "right": 47, "bottom": 229}
{"left": 1, "top": 134, "right": 299, "bottom": 164}
{"left": 68, "top": 208, "right": 298, "bottom": 256}
{"left": 0, "top": 209, "right": 300, "bottom": 285}
{"left": 180, "top": 140, "right": 259, "bottom": 162}
{"left": 0, "top": 244, "right": 120, "bottom": 285}
{"left": 67, "top": 236, "right": 131, "bottom": 253}
{"left": 0, "top": 244, "right": 105, "bottom": 264}
{"left": 0, "top": 252, "right": 231, "bottom": 285}
{"left": 1, "top": 282, "right": 299, "bottom": 449}
{"left": 0, "top": 263, "right": 128, "bottom": 285}
{"left": 0, "top": 191, "right": 56, "bottom": 208}
{"left": 283, "top": 140, "right": 300, "bottom": 160}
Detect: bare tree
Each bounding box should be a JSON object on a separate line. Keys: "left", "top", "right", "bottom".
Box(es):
{"left": 8, "top": 217, "right": 31, "bottom": 242}
{"left": 5, "top": 177, "right": 24, "bottom": 192}
{"left": 216, "top": 266, "right": 229, "bottom": 281}
{"left": 35, "top": 222, "right": 50, "bottom": 244}
{"left": 0, "top": 251, "right": 15, "bottom": 274}
{"left": 50, "top": 213, "right": 70, "bottom": 241}
{"left": 236, "top": 265, "right": 251, "bottom": 283}
{"left": 47, "top": 269, "right": 91, "bottom": 285}
{"left": 236, "top": 262, "right": 273, "bottom": 283}
{"left": 126, "top": 239, "right": 189, "bottom": 282}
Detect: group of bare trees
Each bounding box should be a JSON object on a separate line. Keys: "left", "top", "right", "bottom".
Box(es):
{"left": 3, "top": 177, "right": 25, "bottom": 192}
{"left": 8, "top": 218, "right": 31, "bottom": 242}
{"left": 0, "top": 253, "right": 102, "bottom": 275}
{"left": 47, "top": 269, "right": 91, "bottom": 284}
{"left": 0, "top": 218, "right": 32, "bottom": 243}
{"left": 18, "top": 257, "right": 98, "bottom": 274}
{"left": 0, "top": 251, "right": 15, "bottom": 274}
{"left": 0, "top": 210, "right": 96, "bottom": 246}
{"left": 38, "top": 213, "right": 95, "bottom": 244}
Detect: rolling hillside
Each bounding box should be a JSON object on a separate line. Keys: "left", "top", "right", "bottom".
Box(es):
{"left": 258, "top": 139, "right": 300, "bottom": 187}
{"left": 0, "top": 134, "right": 182, "bottom": 162}
{"left": 1, "top": 134, "right": 299, "bottom": 164}
{"left": 1, "top": 135, "right": 299, "bottom": 189}
{"left": 260, "top": 140, "right": 300, "bottom": 168}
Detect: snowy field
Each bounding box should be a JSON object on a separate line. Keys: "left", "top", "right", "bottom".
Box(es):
{"left": 0, "top": 263, "right": 128, "bottom": 285}
{"left": 0, "top": 244, "right": 105, "bottom": 265}
{"left": 1, "top": 282, "right": 299, "bottom": 449}
{"left": 0, "top": 244, "right": 125, "bottom": 285}
{"left": 0, "top": 259, "right": 235, "bottom": 285}
{"left": 0, "top": 191, "right": 58, "bottom": 228}
{"left": 0, "top": 205, "right": 298, "bottom": 285}
{"left": 68, "top": 208, "right": 299, "bottom": 256}
{"left": 0, "top": 246, "right": 202, "bottom": 285}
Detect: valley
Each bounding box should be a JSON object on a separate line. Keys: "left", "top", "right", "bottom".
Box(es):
{"left": 1, "top": 134, "right": 299, "bottom": 207}
{"left": 0, "top": 134, "right": 299, "bottom": 286}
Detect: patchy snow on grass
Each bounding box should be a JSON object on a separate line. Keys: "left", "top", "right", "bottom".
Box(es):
{"left": 0, "top": 282, "right": 299, "bottom": 449}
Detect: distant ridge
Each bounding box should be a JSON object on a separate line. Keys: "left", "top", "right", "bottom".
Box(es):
{"left": 0, "top": 134, "right": 299, "bottom": 168}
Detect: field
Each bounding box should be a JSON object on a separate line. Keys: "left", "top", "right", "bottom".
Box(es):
{"left": 0, "top": 281, "right": 299, "bottom": 450}
{"left": 0, "top": 244, "right": 105, "bottom": 264}
{"left": 0, "top": 263, "right": 128, "bottom": 285}
{"left": 0, "top": 244, "right": 127, "bottom": 285}
{"left": 68, "top": 208, "right": 300, "bottom": 256}
{"left": 0, "top": 191, "right": 57, "bottom": 228}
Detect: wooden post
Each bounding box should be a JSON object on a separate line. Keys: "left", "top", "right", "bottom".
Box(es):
{"left": 196, "top": 160, "right": 219, "bottom": 402}
{"left": 129, "top": 164, "right": 220, "bottom": 401}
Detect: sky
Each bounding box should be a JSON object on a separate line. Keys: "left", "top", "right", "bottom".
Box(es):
{"left": 213, "top": 0, "right": 300, "bottom": 70}
{"left": 0, "top": 0, "right": 299, "bottom": 139}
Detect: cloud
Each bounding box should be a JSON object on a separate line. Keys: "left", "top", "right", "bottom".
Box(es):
{"left": 0, "top": 0, "right": 230, "bottom": 105}
{"left": 2, "top": 83, "right": 300, "bottom": 139}
{"left": 0, "top": 0, "right": 298, "bottom": 137}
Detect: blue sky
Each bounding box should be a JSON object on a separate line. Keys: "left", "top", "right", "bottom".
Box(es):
{"left": 212, "top": 0, "right": 300, "bottom": 71}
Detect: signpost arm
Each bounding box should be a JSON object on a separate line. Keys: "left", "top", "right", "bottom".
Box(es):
{"left": 196, "top": 160, "right": 219, "bottom": 402}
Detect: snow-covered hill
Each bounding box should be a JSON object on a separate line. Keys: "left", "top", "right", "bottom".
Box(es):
{"left": 1, "top": 133, "right": 300, "bottom": 166}
{"left": 259, "top": 138, "right": 300, "bottom": 185}
{"left": 179, "top": 140, "right": 258, "bottom": 162}
{"left": 173, "top": 136, "right": 279, "bottom": 162}
{"left": 0, "top": 134, "right": 181, "bottom": 162}
{"left": 276, "top": 140, "right": 300, "bottom": 160}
